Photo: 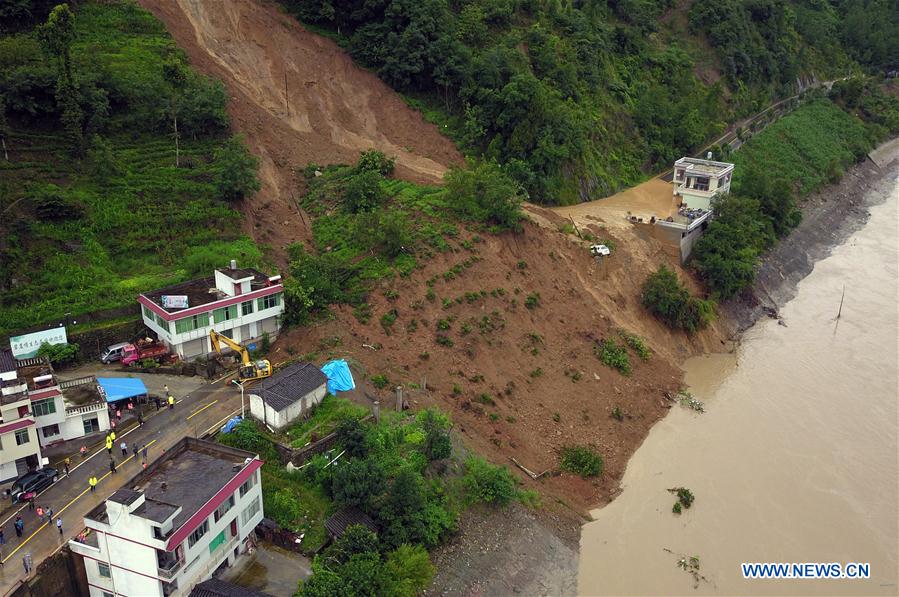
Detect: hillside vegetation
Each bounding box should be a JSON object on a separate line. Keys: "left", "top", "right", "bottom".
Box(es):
{"left": 284, "top": 0, "right": 897, "bottom": 203}
{"left": 0, "top": 1, "right": 261, "bottom": 336}
{"left": 694, "top": 87, "right": 899, "bottom": 299}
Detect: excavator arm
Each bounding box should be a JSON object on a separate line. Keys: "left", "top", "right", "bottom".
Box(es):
{"left": 208, "top": 329, "right": 272, "bottom": 383}
{"left": 209, "top": 330, "right": 251, "bottom": 365}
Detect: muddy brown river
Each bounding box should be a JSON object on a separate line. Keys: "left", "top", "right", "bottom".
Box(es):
{"left": 579, "top": 175, "right": 898, "bottom": 595}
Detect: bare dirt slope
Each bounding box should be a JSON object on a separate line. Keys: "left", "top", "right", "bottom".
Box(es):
{"left": 138, "top": 0, "right": 462, "bottom": 259}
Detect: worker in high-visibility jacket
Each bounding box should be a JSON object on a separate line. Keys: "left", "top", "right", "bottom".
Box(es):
{"left": 167, "top": 395, "right": 175, "bottom": 410}
{"left": 104, "top": 436, "right": 113, "bottom": 455}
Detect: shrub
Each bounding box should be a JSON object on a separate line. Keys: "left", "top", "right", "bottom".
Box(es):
{"left": 463, "top": 457, "right": 518, "bottom": 506}
{"left": 524, "top": 292, "right": 540, "bottom": 309}
{"left": 595, "top": 338, "right": 631, "bottom": 376}
{"left": 384, "top": 544, "right": 435, "bottom": 597}
{"left": 371, "top": 374, "right": 390, "bottom": 389}
{"left": 641, "top": 265, "right": 715, "bottom": 333}
{"left": 560, "top": 446, "right": 603, "bottom": 477}
{"left": 611, "top": 406, "right": 624, "bottom": 421}
{"left": 619, "top": 331, "right": 651, "bottom": 361}
{"left": 436, "top": 335, "right": 454, "bottom": 347}
{"left": 380, "top": 310, "right": 398, "bottom": 334}
{"left": 356, "top": 149, "right": 396, "bottom": 176}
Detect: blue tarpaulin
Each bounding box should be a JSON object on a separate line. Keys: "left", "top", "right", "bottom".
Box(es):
{"left": 221, "top": 416, "right": 243, "bottom": 434}
{"left": 321, "top": 359, "right": 355, "bottom": 393}
{"left": 97, "top": 377, "right": 148, "bottom": 403}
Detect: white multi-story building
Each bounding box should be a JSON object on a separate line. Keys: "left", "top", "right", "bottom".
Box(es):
{"left": 0, "top": 349, "right": 43, "bottom": 484}
{"left": 672, "top": 156, "right": 735, "bottom": 211}
{"left": 69, "top": 437, "right": 265, "bottom": 597}
{"left": 137, "top": 262, "right": 284, "bottom": 360}
{"left": 1, "top": 352, "right": 109, "bottom": 484}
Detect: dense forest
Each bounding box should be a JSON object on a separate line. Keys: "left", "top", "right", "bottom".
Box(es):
{"left": 0, "top": 1, "right": 261, "bottom": 335}
{"left": 285, "top": 0, "right": 898, "bottom": 202}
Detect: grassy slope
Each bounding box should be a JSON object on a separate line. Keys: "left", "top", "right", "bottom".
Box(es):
{"left": 732, "top": 99, "right": 874, "bottom": 194}
{"left": 0, "top": 1, "right": 261, "bottom": 337}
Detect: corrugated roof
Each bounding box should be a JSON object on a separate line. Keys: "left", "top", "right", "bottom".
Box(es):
{"left": 190, "top": 578, "right": 272, "bottom": 597}
{"left": 254, "top": 362, "right": 327, "bottom": 412}
{"left": 0, "top": 349, "right": 16, "bottom": 374}
{"left": 325, "top": 506, "right": 378, "bottom": 538}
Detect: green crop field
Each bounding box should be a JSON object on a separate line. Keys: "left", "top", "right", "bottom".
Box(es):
{"left": 0, "top": 1, "right": 263, "bottom": 337}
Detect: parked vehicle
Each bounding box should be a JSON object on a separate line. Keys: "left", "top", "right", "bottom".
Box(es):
{"left": 121, "top": 338, "right": 175, "bottom": 367}
{"left": 9, "top": 467, "right": 58, "bottom": 503}
{"left": 100, "top": 342, "right": 130, "bottom": 364}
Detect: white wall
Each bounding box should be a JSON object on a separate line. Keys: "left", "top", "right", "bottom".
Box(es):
{"left": 248, "top": 383, "right": 327, "bottom": 431}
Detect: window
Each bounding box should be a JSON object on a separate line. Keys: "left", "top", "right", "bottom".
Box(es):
{"left": 257, "top": 293, "right": 281, "bottom": 311}
{"left": 239, "top": 474, "right": 255, "bottom": 498}
{"left": 208, "top": 530, "right": 226, "bottom": 554}
{"left": 155, "top": 312, "right": 170, "bottom": 333}
{"left": 175, "top": 314, "right": 207, "bottom": 334}
{"left": 213, "top": 305, "right": 237, "bottom": 323}
{"left": 41, "top": 424, "right": 60, "bottom": 438}
{"left": 214, "top": 495, "right": 235, "bottom": 523}
{"left": 241, "top": 300, "right": 254, "bottom": 316}
{"left": 98, "top": 562, "right": 111, "bottom": 578}
{"left": 241, "top": 496, "right": 261, "bottom": 525}
{"left": 187, "top": 520, "right": 209, "bottom": 548}
{"left": 32, "top": 398, "right": 57, "bottom": 417}
{"left": 15, "top": 429, "right": 29, "bottom": 445}
{"left": 694, "top": 177, "right": 710, "bottom": 191}
{"left": 103, "top": 592, "right": 114, "bottom": 597}
{"left": 143, "top": 305, "right": 154, "bottom": 320}
{"left": 83, "top": 417, "right": 99, "bottom": 434}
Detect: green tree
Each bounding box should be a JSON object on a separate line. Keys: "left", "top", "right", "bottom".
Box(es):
{"left": 444, "top": 160, "right": 523, "bottom": 231}
{"left": 355, "top": 149, "right": 395, "bottom": 176}
{"left": 162, "top": 57, "right": 188, "bottom": 166}
{"left": 330, "top": 458, "right": 387, "bottom": 510}
{"left": 418, "top": 409, "right": 451, "bottom": 461}
{"left": 320, "top": 524, "right": 378, "bottom": 567}
{"left": 336, "top": 418, "right": 369, "bottom": 458}
{"left": 641, "top": 265, "right": 714, "bottom": 333}
{"left": 35, "top": 341, "right": 78, "bottom": 365}
{"left": 37, "top": 3, "right": 75, "bottom": 85}
{"left": 343, "top": 169, "right": 386, "bottom": 213}
{"left": 212, "top": 135, "right": 260, "bottom": 201}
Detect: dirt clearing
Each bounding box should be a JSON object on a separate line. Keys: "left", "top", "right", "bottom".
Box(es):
{"left": 138, "top": 0, "right": 462, "bottom": 260}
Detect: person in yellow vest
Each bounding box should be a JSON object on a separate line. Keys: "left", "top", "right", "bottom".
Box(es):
{"left": 167, "top": 395, "right": 175, "bottom": 410}
{"left": 109, "top": 430, "right": 116, "bottom": 442}
{"left": 105, "top": 436, "right": 113, "bottom": 455}
{"left": 88, "top": 477, "right": 97, "bottom": 493}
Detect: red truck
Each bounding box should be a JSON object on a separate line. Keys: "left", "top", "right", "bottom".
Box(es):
{"left": 121, "top": 338, "right": 176, "bottom": 367}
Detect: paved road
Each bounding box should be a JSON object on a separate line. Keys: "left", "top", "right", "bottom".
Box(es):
{"left": 0, "top": 376, "right": 242, "bottom": 594}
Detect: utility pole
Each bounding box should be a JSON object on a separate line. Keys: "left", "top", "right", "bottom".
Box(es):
{"left": 232, "top": 379, "right": 245, "bottom": 418}
{"left": 284, "top": 72, "right": 289, "bottom": 116}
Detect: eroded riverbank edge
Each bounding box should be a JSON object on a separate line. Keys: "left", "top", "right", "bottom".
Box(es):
{"left": 426, "top": 140, "right": 898, "bottom": 596}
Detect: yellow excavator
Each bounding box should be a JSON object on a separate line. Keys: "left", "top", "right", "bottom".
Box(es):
{"left": 209, "top": 330, "right": 272, "bottom": 382}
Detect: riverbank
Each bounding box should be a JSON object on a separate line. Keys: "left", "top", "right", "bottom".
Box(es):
{"left": 427, "top": 140, "right": 899, "bottom": 595}
{"left": 721, "top": 141, "right": 899, "bottom": 333}
{"left": 577, "top": 156, "right": 898, "bottom": 594}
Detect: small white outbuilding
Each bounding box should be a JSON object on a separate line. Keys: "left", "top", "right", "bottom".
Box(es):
{"left": 248, "top": 362, "right": 328, "bottom": 430}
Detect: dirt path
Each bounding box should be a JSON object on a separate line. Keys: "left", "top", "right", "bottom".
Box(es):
{"left": 138, "top": 0, "right": 462, "bottom": 261}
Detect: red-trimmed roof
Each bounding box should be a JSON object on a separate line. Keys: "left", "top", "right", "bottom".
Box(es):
{"left": 0, "top": 418, "right": 35, "bottom": 434}
{"left": 138, "top": 284, "right": 282, "bottom": 322}
{"left": 166, "top": 458, "right": 263, "bottom": 550}
{"left": 28, "top": 388, "right": 61, "bottom": 401}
